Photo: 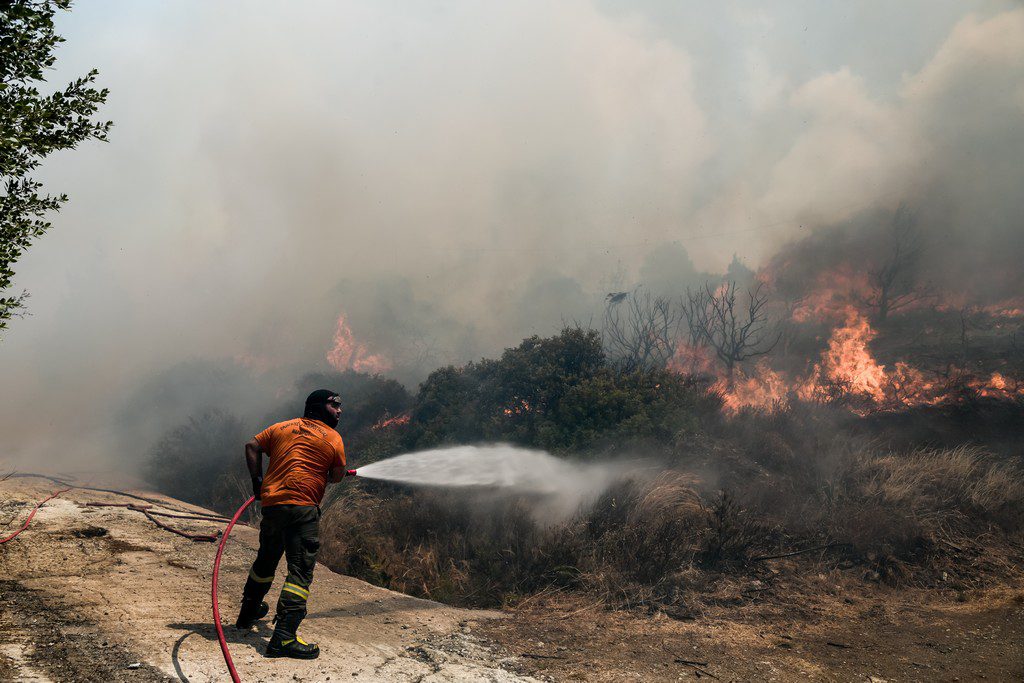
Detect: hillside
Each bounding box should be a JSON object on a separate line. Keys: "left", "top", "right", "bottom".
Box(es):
{"left": 0, "top": 476, "right": 531, "bottom": 682}
{"left": 2, "top": 474, "right": 1023, "bottom": 682}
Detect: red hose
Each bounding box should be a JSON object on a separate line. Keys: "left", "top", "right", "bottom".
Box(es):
{"left": 0, "top": 488, "right": 71, "bottom": 544}
{"left": 212, "top": 495, "right": 255, "bottom": 683}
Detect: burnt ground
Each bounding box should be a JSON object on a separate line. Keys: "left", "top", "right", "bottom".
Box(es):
{"left": 0, "top": 580, "right": 171, "bottom": 683}
{"left": 477, "top": 573, "right": 1024, "bottom": 682}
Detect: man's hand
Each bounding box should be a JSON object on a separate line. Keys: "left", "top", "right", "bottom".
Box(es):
{"left": 251, "top": 476, "right": 263, "bottom": 500}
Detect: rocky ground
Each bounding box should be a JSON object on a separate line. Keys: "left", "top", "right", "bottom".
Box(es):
{"left": 1, "top": 474, "right": 1022, "bottom": 682}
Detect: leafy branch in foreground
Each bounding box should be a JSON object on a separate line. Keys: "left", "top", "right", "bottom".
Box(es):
{"left": 1, "top": 0, "right": 111, "bottom": 332}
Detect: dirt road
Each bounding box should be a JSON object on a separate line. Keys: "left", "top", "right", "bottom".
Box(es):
{"left": 0, "top": 477, "right": 533, "bottom": 682}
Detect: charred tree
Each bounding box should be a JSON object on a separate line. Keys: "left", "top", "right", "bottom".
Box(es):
{"left": 863, "top": 206, "right": 929, "bottom": 323}
{"left": 683, "top": 280, "right": 780, "bottom": 379}
{"left": 602, "top": 288, "right": 681, "bottom": 373}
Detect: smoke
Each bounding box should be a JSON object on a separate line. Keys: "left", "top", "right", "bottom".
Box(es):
{"left": 753, "top": 10, "right": 1024, "bottom": 302}
{"left": 0, "top": 2, "right": 1021, "bottom": 471}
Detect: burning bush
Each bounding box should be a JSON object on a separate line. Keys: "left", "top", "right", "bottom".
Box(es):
{"left": 317, "top": 361, "right": 1024, "bottom": 608}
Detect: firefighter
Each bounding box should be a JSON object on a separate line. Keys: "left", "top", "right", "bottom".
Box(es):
{"left": 235, "top": 389, "right": 349, "bottom": 659}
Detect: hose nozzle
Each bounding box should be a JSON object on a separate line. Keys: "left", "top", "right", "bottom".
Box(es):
{"left": 346, "top": 469, "right": 358, "bottom": 478}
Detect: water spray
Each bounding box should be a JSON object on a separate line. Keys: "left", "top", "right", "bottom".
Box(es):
{"left": 342, "top": 444, "right": 644, "bottom": 525}
{"left": 347, "top": 444, "right": 617, "bottom": 493}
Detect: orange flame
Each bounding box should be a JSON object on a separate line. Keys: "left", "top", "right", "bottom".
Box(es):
{"left": 983, "top": 302, "right": 1024, "bottom": 319}
{"left": 682, "top": 309, "right": 1022, "bottom": 414}
{"left": 790, "top": 268, "right": 872, "bottom": 323}
{"left": 800, "top": 311, "right": 887, "bottom": 403}
{"left": 699, "top": 260, "right": 1024, "bottom": 413}
{"left": 714, "top": 362, "right": 790, "bottom": 413}
{"left": 503, "top": 399, "right": 531, "bottom": 417}
{"left": 326, "top": 314, "right": 392, "bottom": 374}
{"left": 970, "top": 372, "right": 1022, "bottom": 399}
{"left": 372, "top": 412, "right": 411, "bottom": 430}
{"left": 667, "top": 343, "right": 717, "bottom": 376}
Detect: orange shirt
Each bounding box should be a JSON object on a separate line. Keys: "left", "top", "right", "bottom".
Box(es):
{"left": 255, "top": 418, "right": 346, "bottom": 507}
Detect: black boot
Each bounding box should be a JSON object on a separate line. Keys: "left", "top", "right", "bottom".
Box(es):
{"left": 265, "top": 607, "right": 318, "bottom": 659}
{"left": 234, "top": 600, "right": 269, "bottom": 629}
{"left": 265, "top": 633, "right": 319, "bottom": 659}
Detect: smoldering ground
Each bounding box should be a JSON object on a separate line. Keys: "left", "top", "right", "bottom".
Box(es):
{"left": 1, "top": 2, "right": 1023, "bottom": 473}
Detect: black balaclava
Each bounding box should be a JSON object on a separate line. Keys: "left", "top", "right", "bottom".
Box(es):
{"left": 304, "top": 389, "right": 341, "bottom": 428}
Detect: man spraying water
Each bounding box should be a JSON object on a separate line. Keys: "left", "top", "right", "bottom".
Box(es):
{"left": 235, "top": 389, "right": 352, "bottom": 660}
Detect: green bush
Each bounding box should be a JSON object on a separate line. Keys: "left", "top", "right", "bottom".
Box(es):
{"left": 406, "top": 327, "right": 718, "bottom": 453}
{"left": 144, "top": 409, "right": 246, "bottom": 513}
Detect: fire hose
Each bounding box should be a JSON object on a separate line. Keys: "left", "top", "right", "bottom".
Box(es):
{"left": 0, "top": 487, "right": 71, "bottom": 544}
{"left": 212, "top": 495, "right": 256, "bottom": 683}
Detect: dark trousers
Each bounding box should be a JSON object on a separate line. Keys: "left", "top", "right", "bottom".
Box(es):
{"left": 241, "top": 504, "right": 320, "bottom": 639}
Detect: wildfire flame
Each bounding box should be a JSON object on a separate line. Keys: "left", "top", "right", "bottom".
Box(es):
{"left": 668, "top": 343, "right": 717, "bottom": 376}
{"left": 936, "top": 297, "right": 1024, "bottom": 319}
{"left": 684, "top": 307, "right": 1022, "bottom": 415}
{"left": 715, "top": 362, "right": 789, "bottom": 413}
{"left": 503, "top": 399, "right": 532, "bottom": 417}
{"left": 971, "top": 372, "right": 1021, "bottom": 398}
{"left": 372, "top": 412, "right": 411, "bottom": 430}
{"left": 790, "top": 268, "right": 872, "bottom": 323}
{"left": 800, "top": 311, "right": 888, "bottom": 403}
{"left": 327, "top": 314, "right": 392, "bottom": 374}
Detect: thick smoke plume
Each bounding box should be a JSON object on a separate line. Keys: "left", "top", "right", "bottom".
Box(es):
{"left": 1, "top": 2, "right": 1022, "bottom": 471}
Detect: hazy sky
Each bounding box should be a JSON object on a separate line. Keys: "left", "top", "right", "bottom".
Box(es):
{"left": 2, "top": 1, "right": 1022, "bottom": 468}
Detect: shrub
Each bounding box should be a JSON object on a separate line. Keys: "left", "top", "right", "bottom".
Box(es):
{"left": 144, "top": 409, "right": 246, "bottom": 513}
{"left": 406, "top": 328, "right": 719, "bottom": 453}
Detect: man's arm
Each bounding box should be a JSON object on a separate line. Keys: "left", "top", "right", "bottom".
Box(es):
{"left": 327, "top": 442, "right": 347, "bottom": 483}
{"left": 245, "top": 438, "right": 264, "bottom": 499}
{"left": 327, "top": 460, "right": 346, "bottom": 483}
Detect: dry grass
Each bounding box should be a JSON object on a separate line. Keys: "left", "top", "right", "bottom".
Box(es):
{"left": 318, "top": 432, "right": 1024, "bottom": 607}
{"left": 856, "top": 446, "right": 1024, "bottom": 523}
{"left": 320, "top": 472, "right": 764, "bottom": 609}
{"left": 839, "top": 445, "right": 1024, "bottom": 561}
